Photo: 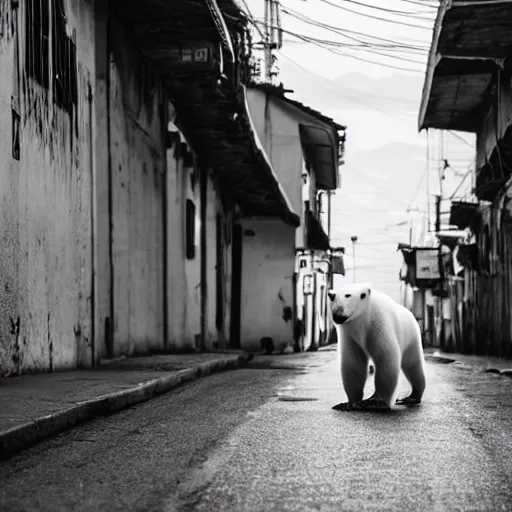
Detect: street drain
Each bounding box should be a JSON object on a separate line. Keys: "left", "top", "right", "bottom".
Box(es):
{"left": 278, "top": 395, "right": 319, "bottom": 402}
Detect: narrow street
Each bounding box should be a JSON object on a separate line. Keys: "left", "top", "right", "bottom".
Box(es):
{"left": 1, "top": 348, "right": 511, "bottom": 512}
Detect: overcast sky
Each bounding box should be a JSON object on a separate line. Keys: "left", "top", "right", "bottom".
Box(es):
{"left": 244, "top": 0, "right": 475, "bottom": 301}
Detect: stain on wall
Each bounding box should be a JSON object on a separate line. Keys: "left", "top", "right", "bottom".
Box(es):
{"left": 108, "top": 20, "right": 166, "bottom": 356}
{"left": 0, "top": 0, "right": 94, "bottom": 375}
{"left": 166, "top": 129, "right": 201, "bottom": 352}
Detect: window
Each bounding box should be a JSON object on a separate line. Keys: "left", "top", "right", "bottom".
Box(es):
{"left": 25, "top": 0, "right": 77, "bottom": 112}
{"left": 25, "top": 0, "right": 50, "bottom": 88}
{"left": 51, "top": 0, "right": 77, "bottom": 112}
{"left": 185, "top": 199, "right": 196, "bottom": 260}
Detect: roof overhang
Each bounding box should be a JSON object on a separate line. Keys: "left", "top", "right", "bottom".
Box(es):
{"left": 113, "top": 0, "right": 299, "bottom": 227}
{"left": 251, "top": 83, "right": 345, "bottom": 191}
{"left": 419, "top": 0, "right": 512, "bottom": 132}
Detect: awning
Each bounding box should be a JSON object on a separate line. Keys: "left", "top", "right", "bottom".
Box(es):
{"left": 114, "top": 0, "right": 299, "bottom": 227}
{"left": 306, "top": 210, "right": 330, "bottom": 251}
{"left": 331, "top": 255, "right": 345, "bottom": 275}
{"left": 418, "top": 0, "right": 512, "bottom": 132}
{"left": 449, "top": 201, "right": 481, "bottom": 231}
{"left": 299, "top": 124, "right": 339, "bottom": 190}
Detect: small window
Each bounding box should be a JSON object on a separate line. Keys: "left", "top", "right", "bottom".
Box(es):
{"left": 185, "top": 199, "right": 196, "bottom": 260}
{"left": 25, "top": 0, "right": 50, "bottom": 88}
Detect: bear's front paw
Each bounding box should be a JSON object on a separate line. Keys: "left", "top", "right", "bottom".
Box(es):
{"left": 332, "top": 401, "right": 355, "bottom": 411}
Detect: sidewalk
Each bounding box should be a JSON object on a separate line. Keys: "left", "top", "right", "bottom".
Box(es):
{"left": 0, "top": 351, "right": 252, "bottom": 461}
{"left": 424, "top": 347, "right": 512, "bottom": 376}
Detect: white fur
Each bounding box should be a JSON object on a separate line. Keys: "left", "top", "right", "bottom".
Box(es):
{"left": 329, "top": 282, "right": 426, "bottom": 408}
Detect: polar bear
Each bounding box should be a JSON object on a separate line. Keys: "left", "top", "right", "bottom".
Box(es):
{"left": 328, "top": 283, "right": 426, "bottom": 411}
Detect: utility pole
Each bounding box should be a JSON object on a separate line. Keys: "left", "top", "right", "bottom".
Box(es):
{"left": 435, "top": 194, "right": 441, "bottom": 233}
{"left": 350, "top": 235, "right": 358, "bottom": 283}
{"left": 263, "top": 0, "right": 282, "bottom": 83}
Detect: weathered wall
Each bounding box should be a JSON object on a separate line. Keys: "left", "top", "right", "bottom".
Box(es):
{"left": 108, "top": 18, "right": 166, "bottom": 356}
{"left": 204, "top": 172, "right": 232, "bottom": 349}
{"left": 205, "top": 173, "right": 218, "bottom": 347}
{"left": 461, "top": 195, "right": 512, "bottom": 358}
{"left": 476, "top": 71, "right": 512, "bottom": 170}
{"left": 166, "top": 128, "right": 201, "bottom": 351}
{"left": 240, "top": 219, "right": 295, "bottom": 352}
{"left": 0, "top": 0, "right": 95, "bottom": 375}
{"left": 246, "top": 89, "right": 304, "bottom": 218}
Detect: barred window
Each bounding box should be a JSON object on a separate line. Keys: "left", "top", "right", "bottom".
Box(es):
{"left": 25, "top": 0, "right": 77, "bottom": 113}
{"left": 51, "top": 0, "right": 77, "bottom": 112}
{"left": 25, "top": 0, "right": 50, "bottom": 88}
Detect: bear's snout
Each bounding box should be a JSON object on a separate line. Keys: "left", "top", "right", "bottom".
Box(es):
{"left": 332, "top": 313, "right": 349, "bottom": 325}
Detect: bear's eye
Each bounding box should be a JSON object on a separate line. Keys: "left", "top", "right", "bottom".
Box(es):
{"left": 360, "top": 293, "right": 366, "bottom": 299}
{"left": 344, "top": 294, "right": 351, "bottom": 298}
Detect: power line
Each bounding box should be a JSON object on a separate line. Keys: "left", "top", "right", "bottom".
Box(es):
{"left": 333, "top": 0, "right": 437, "bottom": 19}
{"left": 280, "top": 7, "right": 430, "bottom": 51}
{"left": 272, "top": 25, "right": 427, "bottom": 66}
{"left": 317, "top": 0, "right": 434, "bottom": 29}
{"left": 279, "top": 29, "right": 424, "bottom": 73}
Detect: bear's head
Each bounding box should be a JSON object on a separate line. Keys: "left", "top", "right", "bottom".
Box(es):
{"left": 328, "top": 283, "right": 371, "bottom": 325}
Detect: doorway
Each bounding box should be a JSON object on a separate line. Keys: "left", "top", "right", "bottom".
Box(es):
{"left": 229, "top": 223, "right": 243, "bottom": 349}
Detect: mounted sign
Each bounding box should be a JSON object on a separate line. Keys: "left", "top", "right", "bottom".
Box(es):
{"left": 415, "top": 248, "right": 441, "bottom": 280}
{"left": 167, "top": 43, "right": 217, "bottom": 67}
{"left": 303, "top": 274, "right": 313, "bottom": 295}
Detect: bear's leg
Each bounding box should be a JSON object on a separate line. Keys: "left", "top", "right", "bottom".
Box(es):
{"left": 370, "top": 345, "right": 401, "bottom": 409}
{"left": 332, "top": 338, "right": 368, "bottom": 411}
{"left": 396, "top": 345, "right": 426, "bottom": 405}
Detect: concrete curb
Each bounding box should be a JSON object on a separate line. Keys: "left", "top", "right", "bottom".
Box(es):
{"left": 0, "top": 353, "right": 253, "bottom": 461}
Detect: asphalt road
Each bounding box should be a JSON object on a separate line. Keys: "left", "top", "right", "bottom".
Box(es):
{"left": 1, "top": 347, "right": 512, "bottom": 512}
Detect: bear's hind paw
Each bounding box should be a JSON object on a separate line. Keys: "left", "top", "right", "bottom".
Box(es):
{"left": 395, "top": 395, "right": 421, "bottom": 406}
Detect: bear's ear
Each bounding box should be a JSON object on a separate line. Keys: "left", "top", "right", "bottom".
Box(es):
{"left": 328, "top": 290, "right": 336, "bottom": 302}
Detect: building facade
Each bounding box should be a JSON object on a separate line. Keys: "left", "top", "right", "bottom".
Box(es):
{"left": 0, "top": 0, "right": 300, "bottom": 376}
{"left": 244, "top": 84, "right": 346, "bottom": 353}
{"left": 417, "top": 0, "right": 512, "bottom": 357}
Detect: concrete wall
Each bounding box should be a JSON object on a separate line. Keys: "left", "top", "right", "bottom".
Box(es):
{"left": 246, "top": 89, "right": 304, "bottom": 218}
{"left": 240, "top": 219, "right": 295, "bottom": 352}
{"left": 166, "top": 129, "right": 201, "bottom": 351}
{"left": 205, "top": 174, "right": 217, "bottom": 347}
{"left": 108, "top": 18, "right": 166, "bottom": 356}
{"left": 0, "top": 0, "right": 95, "bottom": 375}
{"left": 204, "top": 172, "right": 232, "bottom": 350}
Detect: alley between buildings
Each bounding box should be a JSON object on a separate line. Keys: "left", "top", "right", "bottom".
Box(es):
{"left": 0, "top": 348, "right": 511, "bottom": 512}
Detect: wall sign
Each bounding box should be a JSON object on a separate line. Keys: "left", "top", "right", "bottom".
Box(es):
{"left": 415, "top": 248, "right": 441, "bottom": 280}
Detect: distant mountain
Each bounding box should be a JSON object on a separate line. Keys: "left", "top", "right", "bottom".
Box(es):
{"left": 278, "top": 68, "right": 426, "bottom": 114}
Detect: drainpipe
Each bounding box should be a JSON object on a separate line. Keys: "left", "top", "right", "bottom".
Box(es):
{"left": 88, "top": 82, "right": 95, "bottom": 366}
{"left": 162, "top": 100, "right": 169, "bottom": 351}
{"left": 105, "top": 6, "right": 114, "bottom": 359}
{"left": 327, "top": 191, "right": 332, "bottom": 241}
{"left": 200, "top": 164, "right": 208, "bottom": 351}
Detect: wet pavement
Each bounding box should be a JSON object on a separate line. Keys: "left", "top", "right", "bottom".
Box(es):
{"left": 0, "top": 347, "right": 511, "bottom": 511}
